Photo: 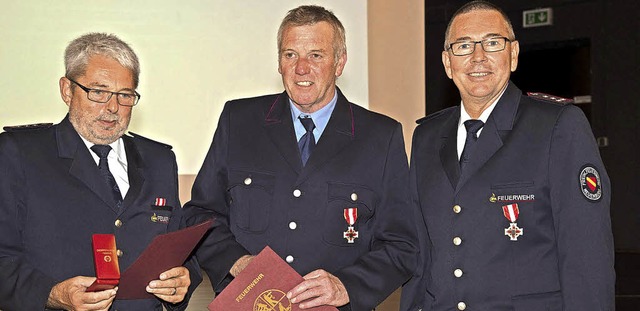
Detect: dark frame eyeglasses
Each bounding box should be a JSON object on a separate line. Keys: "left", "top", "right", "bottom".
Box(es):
{"left": 447, "top": 37, "right": 513, "bottom": 56}
{"left": 66, "top": 77, "right": 141, "bottom": 107}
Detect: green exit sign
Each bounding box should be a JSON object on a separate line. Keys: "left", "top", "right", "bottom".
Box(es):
{"left": 523, "top": 8, "right": 553, "bottom": 28}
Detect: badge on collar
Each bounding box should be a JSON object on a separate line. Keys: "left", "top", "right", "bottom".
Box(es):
{"left": 579, "top": 165, "right": 602, "bottom": 202}
{"left": 343, "top": 208, "right": 359, "bottom": 243}
{"left": 503, "top": 204, "right": 523, "bottom": 241}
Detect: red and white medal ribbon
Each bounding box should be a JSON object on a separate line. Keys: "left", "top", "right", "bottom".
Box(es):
{"left": 344, "top": 208, "right": 358, "bottom": 226}
{"left": 502, "top": 204, "right": 519, "bottom": 222}
{"left": 502, "top": 204, "right": 523, "bottom": 241}
{"left": 155, "top": 197, "right": 166, "bottom": 206}
{"left": 343, "top": 208, "right": 359, "bottom": 243}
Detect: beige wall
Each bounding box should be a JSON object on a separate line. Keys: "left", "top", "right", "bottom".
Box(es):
{"left": 368, "top": 0, "right": 426, "bottom": 156}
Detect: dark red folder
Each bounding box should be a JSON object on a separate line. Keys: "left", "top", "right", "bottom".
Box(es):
{"left": 208, "top": 246, "right": 338, "bottom": 311}
{"left": 87, "top": 234, "right": 120, "bottom": 292}
{"left": 115, "top": 219, "right": 213, "bottom": 299}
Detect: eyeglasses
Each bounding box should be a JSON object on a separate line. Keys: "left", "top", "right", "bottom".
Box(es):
{"left": 447, "top": 37, "right": 512, "bottom": 56}
{"left": 66, "top": 77, "right": 141, "bottom": 107}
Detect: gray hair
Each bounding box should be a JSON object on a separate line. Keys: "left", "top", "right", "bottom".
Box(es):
{"left": 444, "top": 0, "right": 516, "bottom": 50}
{"left": 64, "top": 33, "right": 140, "bottom": 88}
{"left": 277, "top": 5, "right": 347, "bottom": 62}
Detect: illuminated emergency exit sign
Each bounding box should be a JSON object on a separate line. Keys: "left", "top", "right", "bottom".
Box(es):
{"left": 523, "top": 8, "right": 553, "bottom": 28}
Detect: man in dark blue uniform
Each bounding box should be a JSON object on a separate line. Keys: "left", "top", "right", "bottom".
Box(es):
{"left": 0, "top": 33, "right": 200, "bottom": 310}
{"left": 184, "top": 5, "right": 417, "bottom": 311}
{"left": 401, "top": 1, "right": 614, "bottom": 310}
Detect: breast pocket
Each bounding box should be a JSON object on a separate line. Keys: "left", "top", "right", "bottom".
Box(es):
{"left": 489, "top": 181, "right": 536, "bottom": 210}
{"left": 227, "top": 170, "right": 275, "bottom": 233}
{"left": 489, "top": 181, "right": 537, "bottom": 240}
{"left": 322, "top": 182, "right": 376, "bottom": 246}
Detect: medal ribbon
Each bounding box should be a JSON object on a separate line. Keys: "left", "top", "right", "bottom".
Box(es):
{"left": 502, "top": 204, "right": 519, "bottom": 222}
{"left": 155, "top": 197, "right": 166, "bottom": 206}
{"left": 344, "top": 208, "right": 357, "bottom": 225}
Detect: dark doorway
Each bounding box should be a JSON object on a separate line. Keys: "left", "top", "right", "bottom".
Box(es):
{"left": 511, "top": 39, "right": 592, "bottom": 120}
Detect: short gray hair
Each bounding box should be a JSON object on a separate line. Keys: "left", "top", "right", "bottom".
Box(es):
{"left": 444, "top": 0, "right": 516, "bottom": 50}
{"left": 64, "top": 33, "right": 140, "bottom": 88}
{"left": 277, "top": 5, "right": 347, "bottom": 61}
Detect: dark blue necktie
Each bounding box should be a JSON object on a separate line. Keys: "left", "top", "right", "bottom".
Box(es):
{"left": 91, "top": 145, "right": 123, "bottom": 210}
{"left": 298, "top": 116, "right": 316, "bottom": 166}
{"left": 459, "top": 119, "right": 484, "bottom": 170}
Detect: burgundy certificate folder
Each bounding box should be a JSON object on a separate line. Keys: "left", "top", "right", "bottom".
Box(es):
{"left": 208, "top": 246, "right": 338, "bottom": 311}
{"left": 115, "top": 219, "right": 213, "bottom": 299}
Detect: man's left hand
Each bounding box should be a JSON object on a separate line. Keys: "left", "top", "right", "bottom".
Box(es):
{"left": 287, "top": 269, "right": 349, "bottom": 309}
{"left": 146, "top": 266, "right": 190, "bottom": 304}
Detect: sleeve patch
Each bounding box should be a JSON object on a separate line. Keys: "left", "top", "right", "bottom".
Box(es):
{"left": 579, "top": 164, "right": 602, "bottom": 202}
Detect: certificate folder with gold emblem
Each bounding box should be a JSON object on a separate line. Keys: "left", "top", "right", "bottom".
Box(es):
{"left": 208, "top": 246, "right": 338, "bottom": 311}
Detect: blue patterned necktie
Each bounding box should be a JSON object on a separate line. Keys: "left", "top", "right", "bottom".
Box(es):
{"left": 459, "top": 119, "right": 484, "bottom": 171}
{"left": 298, "top": 116, "right": 316, "bottom": 166}
{"left": 91, "top": 145, "right": 123, "bottom": 210}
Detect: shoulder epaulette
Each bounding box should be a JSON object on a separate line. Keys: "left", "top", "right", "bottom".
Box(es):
{"left": 526, "top": 92, "right": 573, "bottom": 104}
{"left": 416, "top": 106, "right": 457, "bottom": 124}
{"left": 3, "top": 123, "right": 54, "bottom": 132}
{"left": 128, "top": 132, "right": 173, "bottom": 149}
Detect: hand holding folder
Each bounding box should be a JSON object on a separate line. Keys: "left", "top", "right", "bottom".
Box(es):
{"left": 116, "top": 219, "right": 213, "bottom": 299}
{"left": 208, "top": 246, "right": 338, "bottom": 311}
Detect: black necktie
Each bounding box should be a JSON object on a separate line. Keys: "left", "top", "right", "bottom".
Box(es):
{"left": 298, "top": 116, "right": 316, "bottom": 166}
{"left": 460, "top": 119, "right": 484, "bottom": 170}
{"left": 91, "top": 145, "right": 124, "bottom": 210}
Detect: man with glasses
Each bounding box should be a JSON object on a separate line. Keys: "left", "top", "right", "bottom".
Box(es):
{"left": 0, "top": 33, "right": 200, "bottom": 310}
{"left": 401, "top": 1, "right": 614, "bottom": 310}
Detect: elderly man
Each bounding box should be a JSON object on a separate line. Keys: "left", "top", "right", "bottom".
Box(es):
{"left": 0, "top": 33, "right": 200, "bottom": 310}
{"left": 184, "top": 5, "right": 417, "bottom": 311}
{"left": 401, "top": 1, "right": 614, "bottom": 311}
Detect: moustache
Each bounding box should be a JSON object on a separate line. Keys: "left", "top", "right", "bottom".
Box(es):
{"left": 97, "top": 115, "right": 119, "bottom": 123}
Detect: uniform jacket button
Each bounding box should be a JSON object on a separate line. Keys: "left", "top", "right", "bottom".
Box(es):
{"left": 454, "top": 269, "right": 463, "bottom": 278}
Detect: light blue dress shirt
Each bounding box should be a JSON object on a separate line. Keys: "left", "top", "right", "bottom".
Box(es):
{"left": 289, "top": 90, "right": 338, "bottom": 143}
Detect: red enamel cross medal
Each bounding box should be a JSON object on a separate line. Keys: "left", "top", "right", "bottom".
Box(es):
{"left": 502, "top": 204, "right": 523, "bottom": 241}
{"left": 343, "top": 208, "right": 359, "bottom": 243}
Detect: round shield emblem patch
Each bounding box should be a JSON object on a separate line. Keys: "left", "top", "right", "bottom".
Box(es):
{"left": 253, "top": 289, "right": 292, "bottom": 311}
{"left": 579, "top": 165, "right": 602, "bottom": 202}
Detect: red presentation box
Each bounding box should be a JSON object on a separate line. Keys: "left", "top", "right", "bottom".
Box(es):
{"left": 86, "top": 234, "right": 120, "bottom": 292}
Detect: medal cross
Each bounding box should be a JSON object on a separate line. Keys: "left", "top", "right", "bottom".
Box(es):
{"left": 504, "top": 222, "right": 523, "bottom": 241}
{"left": 343, "top": 226, "right": 359, "bottom": 243}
